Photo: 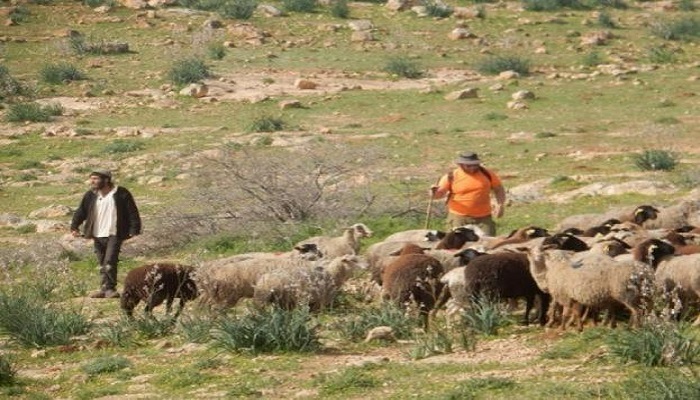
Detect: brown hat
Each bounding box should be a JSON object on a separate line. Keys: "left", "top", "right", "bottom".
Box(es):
{"left": 455, "top": 152, "right": 481, "bottom": 166}
{"left": 90, "top": 169, "right": 112, "bottom": 180}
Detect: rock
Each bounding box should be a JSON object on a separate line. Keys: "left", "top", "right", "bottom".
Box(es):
{"left": 279, "top": 99, "right": 302, "bottom": 109}
{"left": 203, "top": 19, "right": 223, "bottom": 29}
{"left": 258, "top": 4, "right": 283, "bottom": 17}
{"left": 94, "top": 5, "right": 111, "bottom": 13}
{"left": 29, "top": 204, "right": 72, "bottom": 219}
{"left": 350, "top": 31, "right": 374, "bottom": 42}
{"left": 489, "top": 83, "right": 504, "bottom": 91}
{"left": 385, "top": 0, "right": 413, "bottom": 11}
{"left": 511, "top": 90, "right": 535, "bottom": 100}
{"left": 0, "top": 213, "right": 24, "bottom": 228}
{"left": 294, "top": 79, "right": 317, "bottom": 90}
{"left": 444, "top": 88, "right": 479, "bottom": 101}
{"left": 453, "top": 7, "right": 480, "bottom": 19}
{"left": 179, "top": 83, "right": 208, "bottom": 98}
{"left": 118, "top": 0, "right": 148, "bottom": 9}
{"left": 581, "top": 30, "right": 613, "bottom": 46}
{"left": 498, "top": 70, "right": 520, "bottom": 80}
{"left": 507, "top": 100, "right": 528, "bottom": 110}
{"left": 34, "top": 220, "right": 69, "bottom": 233}
{"left": 348, "top": 20, "right": 373, "bottom": 31}
{"left": 365, "top": 326, "right": 396, "bottom": 343}
{"left": 448, "top": 28, "right": 475, "bottom": 40}
{"left": 411, "top": 6, "right": 428, "bottom": 17}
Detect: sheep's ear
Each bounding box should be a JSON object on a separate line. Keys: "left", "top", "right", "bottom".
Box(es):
{"left": 388, "top": 249, "right": 402, "bottom": 256}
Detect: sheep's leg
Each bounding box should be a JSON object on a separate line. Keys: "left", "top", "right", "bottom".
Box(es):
{"left": 537, "top": 294, "right": 550, "bottom": 326}
{"left": 523, "top": 295, "right": 534, "bottom": 326}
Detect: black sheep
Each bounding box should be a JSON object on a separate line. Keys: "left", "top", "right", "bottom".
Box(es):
{"left": 121, "top": 263, "right": 198, "bottom": 318}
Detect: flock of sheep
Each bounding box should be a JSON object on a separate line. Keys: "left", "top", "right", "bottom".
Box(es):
{"left": 120, "top": 198, "right": 700, "bottom": 334}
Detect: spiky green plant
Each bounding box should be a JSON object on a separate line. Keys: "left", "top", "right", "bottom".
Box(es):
{"left": 39, "top": 63, "right": 86, "bottom": 84}
{"left": 168, "top": 57, "right": 211, "bottom": 85}
{"left": 632, "top": 150, "right": 678, "bottom": 171}
{"left": 383, "top": 57, "right": 424, "bottom": 79}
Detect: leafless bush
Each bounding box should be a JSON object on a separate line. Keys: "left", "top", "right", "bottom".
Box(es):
{"left": 143, "top": 144, "right": 382, "bottom": 251}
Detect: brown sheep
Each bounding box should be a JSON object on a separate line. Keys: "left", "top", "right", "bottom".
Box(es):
{"left": 381, "top": 244, "right": 445, "bottom": 329}
{"left": 121, "top": 263, "right": 198, "bottom": 318}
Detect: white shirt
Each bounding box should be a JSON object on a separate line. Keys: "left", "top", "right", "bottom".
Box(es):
{"left": 93, "top": 186, "right": 118, "bottom": 238}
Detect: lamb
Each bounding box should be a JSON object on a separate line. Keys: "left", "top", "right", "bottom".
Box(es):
{"left": 381, "top": 244, "right": 445, "bottom": 328}
{"left": 121, "top": 263, "right": 198, "bottom": 318}
{"left": 556, "top": 204, "right": 660, "bottom": 232}
{"left": 294, "top": 223, "right": 373, "bottom": 258}
{"left": 487, "top": 226, "right": 550, "bottom": 250}
{"left": 523, "top": 245, "right": 656, "bottom": 331}
{"left": 196, "top": 256, "right": 320, "bottom": 309}
{"left": 253, "top": 254, "right": 367, "bottom": 311}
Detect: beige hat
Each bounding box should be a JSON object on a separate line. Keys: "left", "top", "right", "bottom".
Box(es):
{"left": 90, "top": 169, "right": 112, "bottom": 179}
{"left": 455, "top": 152, "right": 481, "bottom": 165}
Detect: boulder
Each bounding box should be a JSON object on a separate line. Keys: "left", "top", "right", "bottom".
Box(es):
{"left": 444, "top": 88, "right": 478, "bottom": 101}
{"left": 29, "top": 204, "right": 72, "bottom": 219}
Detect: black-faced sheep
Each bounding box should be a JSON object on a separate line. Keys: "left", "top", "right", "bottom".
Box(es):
{"left": 294, "top": 223, "right": 372, "bottom": 258}
{"left": 381, "top": 244, "right": 445, "bottom": 329}
{"left": 382, "top": 229, "right": 447, "bottom": 243}
{"left": 121, "top": 263, "right": 198, "bottom": 318}
{"left": 487, "top": 226, "right": 550, "bottom": 250}
{"left": 557, "top": 204, "right": 660, "bottom": 232}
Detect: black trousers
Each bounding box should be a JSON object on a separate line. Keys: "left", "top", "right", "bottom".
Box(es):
{"left": 93, "top": 236, "right": 122, "bottom": 291}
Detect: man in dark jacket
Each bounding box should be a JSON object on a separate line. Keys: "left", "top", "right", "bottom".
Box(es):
{"left": 71, "top": 169, "right": 141, "bottom": 298}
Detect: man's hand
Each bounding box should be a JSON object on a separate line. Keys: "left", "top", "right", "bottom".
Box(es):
{"left": 71, "top": 229, "right": 81, "bottom": 238}
{"left": 494, "top": 204, "right": 505, "bottom": 218}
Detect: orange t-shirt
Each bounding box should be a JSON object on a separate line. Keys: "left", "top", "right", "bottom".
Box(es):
{"left": 437, "top": 167, "right": 502, "bottom": 217}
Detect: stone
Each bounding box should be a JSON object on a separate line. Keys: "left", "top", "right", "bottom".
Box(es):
{"left": 350, "top": 31, "right": 374, "bottom": 42}
{"left": 507, "top": 100, "right": 528, "bottom": 110}
{"left": 512, "top": 90, "right": 535, "bottom": 100}
{"left": 294, "top": 79, "right": 317, "bottom": 90}
{"left": 444, "top": 88, "right": 479, "bottom": 101}
{"left": 179, "top": 83, "right": 208, "bottom": 98}
{"left": 258, "top": 4, "right": 283, "bottom": 17}
{"left": 498, "top": 70, "right": 520, "bottom": 80}
{"left": 279, "top": 99, "right": 302, "bottom": 109}
{"left": 29, "top": 204, "right": 72, "bottom": 219}
{"left": 348, "top": 20, "right": 373, "bottom": 31}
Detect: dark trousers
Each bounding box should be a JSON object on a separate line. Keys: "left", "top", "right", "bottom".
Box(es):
{"left": 93, "top": 236, "right": 122, "bottom": 291}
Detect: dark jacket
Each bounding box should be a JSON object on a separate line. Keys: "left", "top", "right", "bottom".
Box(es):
{"left": 71, "top": 186, "right": 142, "bottom": 240}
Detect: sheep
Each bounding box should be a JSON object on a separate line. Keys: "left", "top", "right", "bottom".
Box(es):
{"left": 253, "top": 254, "right": 367, "bottom": 311}
{"left": 121, "top": 263, "right": 198, "bottom": 318}
{"left": 661, "top": 231, "right": 700, "bottom": 255}
{"left": 627, "top": 238, "right": 700, "bottom": 325}
{"left": 382, "top": 229, "right": 446, "bottom": 243}
{"left": 642, "top": 200, "right": 700, "bottom": 230}
{"left": 196, "top": 256, "right": 320, "bottom": 309}
{"left": 294, "top": 223, "right": 373, "bottom": 258}
{"left": 556, "top": 204, "right": 660, "bottom": 231}
{"left": 434, "top": 226, "right": 481, "bottom": 249}
{"left": 207, "top": 243, "right": 323, "bottom": 266}
{"left": 381, "top": 244, "right": 445, "bottom": 329}
{"left": 487, "top": 226, "right": 550, "bottom": 250}
{"left": 523, "top": 245, "right": 656, "bottom": 331}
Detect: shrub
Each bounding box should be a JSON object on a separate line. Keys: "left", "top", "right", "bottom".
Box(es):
{"left": 218, "top": 0, "right": 258, "bottom": 20}
{"left": 335, "top": 302, "right": 419, "bottom": 341}
{"left": 0, "top": 354, "right": 16, "bottom": 386}
{"left": 81, "top": 356, "right": 131, "bottom": 376}
{"left": 39, "top": 63, "right": 86, "bottom": 85}
{"left": 329, "top": 0, "right": 349, "bottom": 18}
{"left": 423, "top": 0, "right": 453, "bottom": 18}
{"left": 5, "top": 102, "right": 58, "bottom": 123}
{"left": 168, "top": 57, "right": 211, "bottom": 85}
{"left": 461, "top": 296, "right": 510, "bottom": 335}
{"left": 607, "top": 322, "right": 700, "bottom": 366}
{"left": 283, "top": 0, "right": 317, "bottom": 13}
{"left": 632, "top": 149, "right": 678, "bottom": 171}
{"left": 103, "top": 139, "right": 145, "bottom": 154}
{"left": 651, "top": 18, "right": 700, "bottom": 41}
{"left": 648, "top": 46, "right": 677, "bottom": 64}
{"left": 247, "top": 115, "right": 285, "bottom": 132}
{"left": 8, "top": 5, "right": 30, "bottom": 24}
{"left": 0, "top": 65, "right": 30, "bottom": 101}
{"left": 476, "top": 55, "right": 530, "bottom": 76}
{"left": 597, "top": 11, "right": 616, "bottom": 28}
{"left": 315, "top": 365, "right": 380, "bottom": 395}
{"left": 211, "top": 306, "right": 320, "bottom": 354}
{"left": 95, "top": 322, "right": 136, "bottom": 348}
{"left": 83, "top": 0, "right": 111, "bottom": 6}
{"left": 69, "top": 36, "right": 130, "bottom": 55}
{"left": 383, "top": 57, "right": 424, "bottom": 79}
{"left": 0, "top": 290, "right": 91, "bottom": 347}
{"left": 581, "top": 51, "right": 604, "bottom": 67}
{"left": 522, "top": 0, "right": 586, "bottom": 11}
{"left": 207, "top": 42, "right": 226, "bottom": 60}
{"left": 679, "top": 0, "right": 696, "bottom": 11}
{"left": 594, "top": 0, "right": 627, "bottom": 9}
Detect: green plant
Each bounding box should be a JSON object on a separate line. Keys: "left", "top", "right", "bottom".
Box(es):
{"left": 15, "top": 160, "right": 43, "bottom": 170}
{"left": 177, "top": 313, "right": 215, "bottom": 343}
{"left": 383, "top": 57, "right": 424, "bottom": 79}
{"left": 247, "top": 115, "right": 285, "bottom": 132}
{"left": 103, "top": 140, "right": 145, "bottom": 154}
{"left": 207, "top": 42, "right": 226, "bottom": 60}
{"left": 168, "top": 57, "right": 210, "bottom": 85}
{"left": 127, "top": 314, "right": 178, "bottom": 339}
{"left": 613, "top": 369, "right": 700, "bottom": 398}
{"left": 0, "top": 65, "right": 30, "bottom": 101}
{"left": 651, "top": 18, "right": 700, "bottom": 41}
{"left": 476, "top": 55, "right": 530, "bottom": 76}
{"left": 581, "top": 51, "right": 604, "bottom": 67}
{"left": 597, "top": 11, "right": 616, "bottom": 28}
{"left": 95, "top": 322, "right": 136, "bottom": 348}
{"left": 5, "top": 102, "right": 60, "bottom": 123}
{"left": 408, "top": 328, "right": 454, "bottom": 360}
{"left": 0, "top": 354, "right": 16, "bottom": 386}
{"left": 8, "top": 5, "right": 30, "bottom": 24}
{"left": 15, "top": 224, "right": 37, "bottom": 234}
{"left": 655, "top": 116, "right": 680, "bottom": 125}
{"left": 423, "top": 0, "right": 453, "bottom": 18}
{"left": 81, "top": 356, "right": 131, "bottom": 376}
{"left": 329, "top": 0, "right": 349, "bottom": 18}
{"left": 211, "top": 306, "right": 320, "bottom": 354}
{"left": 648, "top": 46, "right": 677, "bottom": 64}
{"left": 439, "top": 377, "right": 516, "bottom": 399}
{"left": 483, "top": 112, "right": 507, "bottom": 121}
{"left": 632, "top": 149, "right": 678, "bottom": 171}
{"left": 83, "top": 0, "right": 110, "bottom": 6}
{"left": 335, "top": 302, "right": 419, "bottom": 341}
{"left": 283, "top": 0, "right": 317, "bottom": 13}
{"left": 0, "top": 290, "right": 91, "bottom": 347}
{"left": 69, "top": 36, "right": 130, "bottom": 56}
{"left": 315, "top": 365, "right": 380, "bottom": 396}
{"left": 39, "top": 63, "right": 86, "bottom": 85}
{"left": 679, "top": 0, "right": 696, "bottom": 11}
{"left": 461, "top": 296, "right": 510, "bottom": 335}
{"left": 607, "top": 322, "right": 700, "bottom": 366}
{"left": 535, "top": 131, "right": 557, "bottom": 138}
{"left": 218, "top": 0, "right": 258, "bottom": 20}
{"left": 522, "top": 0, "right": 586, "bottom": 11}
{"left": 594, "top": 0, "right": 627, "bottom": 9}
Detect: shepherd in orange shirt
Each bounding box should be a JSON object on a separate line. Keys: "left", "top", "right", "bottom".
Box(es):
{"left": 430, "top": 151, "right": 506, "bottom": 236}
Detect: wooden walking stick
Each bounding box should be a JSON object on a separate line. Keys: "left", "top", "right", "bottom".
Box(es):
{"left": 424, "top": 178, "right": 441, "bottom": 229}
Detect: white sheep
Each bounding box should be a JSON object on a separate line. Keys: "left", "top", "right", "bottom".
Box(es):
{"left": 294, "top": 223, "right": 373, "bottom": 258}
{"left": 524, "top": 246, "right": 655, "bottom": 331}
{"left": 253, "top": 254, "right": 367, "bottom": 311}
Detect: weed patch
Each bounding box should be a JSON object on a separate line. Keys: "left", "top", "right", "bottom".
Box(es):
{"left": 335, "top": 302, "right": 419, "bottom": 341}
{"left": 283, "top": 0, "right": 317, "bottom": 13}
{"left": 81, "top": 356, "right": 131, "bottom": 376}
{"left": 461, "top": 296, "right": 511, "bottom": 335}
{"left": 632, "top": 149, "right": 677, "bottom": 171}
{"left": 607, "top": 322, "right": 700, "bottom": 366}
{"left": 383, "top": 57, "right": 424, "bottom": 79}
{"left": 329, "top": 0, "right": 349, "bottom": 18}
{"left": 103, "top": 139, "right": 145, "bottom": 154}
{"left": 39, "top": 63, "right": 86, "bottom": 84}
{"left": 218, "top": 0, "right": 258, "bottom": 20}
{"left": 247, "top": 115, "right": 285, "bottom": 132}
{"left": 315, "top": 365, "right": 381, "bottom": 396}
{"left": 476, "top": 55, "right": 530, "bottom": 76}
{"left": 168, "top": 57, "right": 210, "bottom": 85}
{"left": 5, "top": 102, "right": 62, "bottom": 123}
{"left": 0, "top": 354, "right": 16, "bottom": 386}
